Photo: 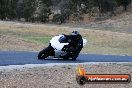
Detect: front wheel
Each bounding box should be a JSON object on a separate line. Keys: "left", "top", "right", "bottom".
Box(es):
{"left": 71, "top": 53, "right": 79, "bottom": 61}
{"left": 62, "top": 52, "right": 79, "bottom": 60}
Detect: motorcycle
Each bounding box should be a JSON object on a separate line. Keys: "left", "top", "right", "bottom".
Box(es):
{"left": 38, "top": 34, "right": 87, "bottom": 60}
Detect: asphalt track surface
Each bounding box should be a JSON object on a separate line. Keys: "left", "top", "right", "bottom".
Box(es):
{"left": 0, "top": 51, "right": 132, "bottom": 66}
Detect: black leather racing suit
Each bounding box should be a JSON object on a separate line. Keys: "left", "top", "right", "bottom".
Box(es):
{"left": 62, "top": 34, "right": 83, "bottom": 59}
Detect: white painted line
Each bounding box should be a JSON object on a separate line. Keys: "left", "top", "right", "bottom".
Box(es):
{"left": 0, "top": 62, "right": 130, "bottom": 71}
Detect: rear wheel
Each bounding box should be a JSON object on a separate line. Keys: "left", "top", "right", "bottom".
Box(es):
{"left": 38, "top": 44, "right": 55, "bottom": 59}
{"left": 38, "top": 48, "right": 49, "bottom": 59}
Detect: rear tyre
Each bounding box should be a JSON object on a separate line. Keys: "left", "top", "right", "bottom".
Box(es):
{"left": 38, "top": 44, "right": 55, "bottom": 60}
{"left": 38, "top": 48, "right": 49, "bottom": 59}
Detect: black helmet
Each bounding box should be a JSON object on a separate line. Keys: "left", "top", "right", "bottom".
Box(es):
{"left": 71, "top": 31, "right": 80, "bottom": 36}
{"left": 71, "top": 31, "right": 82, "bottom": 40}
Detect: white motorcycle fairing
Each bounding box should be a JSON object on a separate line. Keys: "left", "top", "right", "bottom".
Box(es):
{"left": 50, "top": 35, "right": 69, "bottom": 50}
{"left": 50, "top": 35, "right": 69, "bottom": 57}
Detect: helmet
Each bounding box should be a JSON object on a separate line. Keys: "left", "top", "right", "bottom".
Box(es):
{"left": 71, "top": 31, "right": 80, "bottom": 36}
{"left": 71, "top": 31, "right": 82, "bottom": 41}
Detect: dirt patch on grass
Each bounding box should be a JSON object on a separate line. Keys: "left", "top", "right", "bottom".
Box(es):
{"left": 0, "top": 63, "right": 132, "bottom": 88}
{"left": 0, "top": 35, "right": 43, "bottom": 51}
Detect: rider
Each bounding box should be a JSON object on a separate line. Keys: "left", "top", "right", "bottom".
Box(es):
{"left": 62, "top": 31, "right": 83, "bottom": 59}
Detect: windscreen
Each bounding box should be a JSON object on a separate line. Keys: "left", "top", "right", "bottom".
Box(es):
{"left": 59, "top": 35, "right": 67, "bottom": 43}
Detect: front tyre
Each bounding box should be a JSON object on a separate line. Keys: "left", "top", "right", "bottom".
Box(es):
{"left": 71, "top": 53, "right": 79, "bottom": 61}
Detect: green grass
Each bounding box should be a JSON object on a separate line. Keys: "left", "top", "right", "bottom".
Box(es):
{"left": 0, "top": 28, "right": 53, "bottom": 45}
{"left": 21, "top": 36, "right": 52, "bottom": 45}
